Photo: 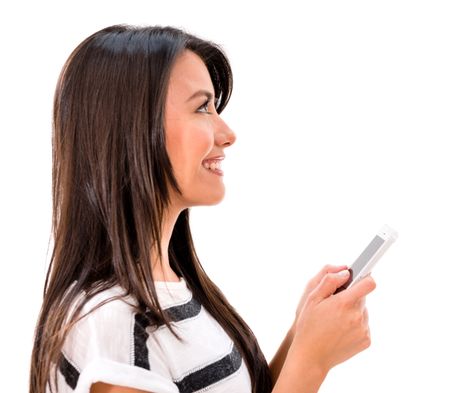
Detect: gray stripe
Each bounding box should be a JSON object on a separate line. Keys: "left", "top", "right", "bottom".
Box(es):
{"left": 133, "top": 295, "right": 202, "bottom": 369}
{"left": 133, "top": 312, "right": 151, "bottom": 369}
{"left": 59, "top": 353, "right": 80, "bottom": 390}
{"left": 165, "top": 296, "right": 201, "bottom": 323}
{"left": 174, "top": 344, "right": 242, "bottom": 393}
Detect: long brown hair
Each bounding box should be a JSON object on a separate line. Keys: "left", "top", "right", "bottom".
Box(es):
{"left": 30, "top": 24, "right": 272, "bottom": 393}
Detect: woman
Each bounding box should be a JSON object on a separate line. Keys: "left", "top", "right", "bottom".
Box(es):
{"left": 30, "top": 24, "right": 375, "bottom": 393}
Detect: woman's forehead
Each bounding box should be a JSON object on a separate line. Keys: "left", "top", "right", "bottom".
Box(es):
{"left": 168, "top": 50, "right": 214, "bottom": 100}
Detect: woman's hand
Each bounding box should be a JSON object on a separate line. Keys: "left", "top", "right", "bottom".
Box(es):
{"left": 292, "top": 269, "right": 376, "bottom": 374}
{"left": 294, "top": 265, "right": 348, "bottom": 322}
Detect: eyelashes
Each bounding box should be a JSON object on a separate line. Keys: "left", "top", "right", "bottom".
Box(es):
{"left": 197, "top": 97, "right": 219, "bottom": 114}
{"left": 197, "top": 98, "right": 211, "bottom": 113}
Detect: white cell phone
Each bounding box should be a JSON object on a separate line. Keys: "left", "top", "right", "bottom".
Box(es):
{"left": 335, "top": 225, "right": 398, "bottom": 294}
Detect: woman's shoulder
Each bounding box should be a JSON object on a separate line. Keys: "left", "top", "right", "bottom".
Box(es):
{"left": 62, "top": 284, "right": 139, "bottom": 351}
{"left": 60, "top": 279, "right": 195, "bottom": 371}
{"left": 57, "top": 283, "right": 180, "bottom": 393}
{"left": 62, "top": 285, "right": 140, "bottom": 368}
{"left": 80, "top": 284, "right": 136, "bottom": 317}
{"left": 68, "top": 284, "right": 134, "bottom": 324}
{"left": 66, "top": 277, "right": 193, "bottom": 339}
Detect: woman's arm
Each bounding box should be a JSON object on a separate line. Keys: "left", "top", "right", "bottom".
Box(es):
{"left": 269, "top": 323, "right": 294, "bottom": 383}
{"left": 271, "top": 343, "right": 327, "bottom": 393}
{"left": 91, "top": 382, "right": 151, "bottom": 393}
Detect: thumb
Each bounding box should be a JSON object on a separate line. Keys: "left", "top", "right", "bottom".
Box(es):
{"left": 342, "top": 275, "right": 377, "bottom": 302}
{"left": 309, "top": 270, "right": 351, "bottom": 301}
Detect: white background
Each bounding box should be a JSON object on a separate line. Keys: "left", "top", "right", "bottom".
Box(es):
{"left": 1, "top": 1, "right": 449, "bottom": 392}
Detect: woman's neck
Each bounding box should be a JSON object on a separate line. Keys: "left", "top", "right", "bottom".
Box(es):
{"left": 150, "top": 206, "right": 183, "bottom": 282}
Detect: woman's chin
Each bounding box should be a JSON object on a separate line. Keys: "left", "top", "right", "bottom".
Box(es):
{"left": 200, "top": 193, "right": 225, "bottom": 206}
{"left": 189, "top": 189, "right": 226, "bottom": 207}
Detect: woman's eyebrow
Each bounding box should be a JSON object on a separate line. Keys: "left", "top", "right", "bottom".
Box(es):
{"left": 186, "top": 89, "right": 215, "bottom": 102}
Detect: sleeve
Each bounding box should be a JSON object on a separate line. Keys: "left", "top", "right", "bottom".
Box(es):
{"left": 59, "top": 295, "right": 179, "bottom": 393}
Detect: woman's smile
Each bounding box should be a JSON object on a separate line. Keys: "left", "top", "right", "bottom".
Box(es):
{"left": 201, "top": 156, "right": 224, "bottom": 176}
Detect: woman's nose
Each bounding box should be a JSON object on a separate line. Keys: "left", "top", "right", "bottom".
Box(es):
{"left": 215, "top": 116, "right": 236, "bottom": 147}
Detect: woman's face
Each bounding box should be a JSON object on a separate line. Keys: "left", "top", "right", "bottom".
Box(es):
{"left": 165, "top": 50, "right": 236, "bottom": 209}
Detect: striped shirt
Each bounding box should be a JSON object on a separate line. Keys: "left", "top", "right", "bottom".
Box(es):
{"left": 52, "top": 278, "right": 252, "bottom": 393}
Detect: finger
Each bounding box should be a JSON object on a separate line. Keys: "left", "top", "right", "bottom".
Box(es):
{"left": 354, "top": 297, "right": 366, "bottom": 311}
{"left": 309, "top": 264, "right": 349, "bottom": 289}
{"left": 320, "top": 264, "right": 349, "bottom": 277}
{"left": 321, "top": 264, "right": 349, "bottom": 274}
{"left": 363, "top": 308, "right": 369, "bottom": 325}
{"left": 309, "top": 270, "right": 351, "bottom": 301}
{"left": 343, "top": 276, "right": 376, "bottom": 302}
{"left": 363, "top": 309, "right": 371, "bottom": 342}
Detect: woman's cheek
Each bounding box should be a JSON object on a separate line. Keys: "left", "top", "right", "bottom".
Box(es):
{"left": 194, "top": 125, "right": 215, "bottom": 156}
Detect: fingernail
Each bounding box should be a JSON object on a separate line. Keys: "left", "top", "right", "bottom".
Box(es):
{"left": 338, "top": 270, "right": 350, "bottom": 277}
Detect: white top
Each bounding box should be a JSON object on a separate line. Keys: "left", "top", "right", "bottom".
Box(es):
{"left": 52, "top": 278, "right": 252, "bottom": 393}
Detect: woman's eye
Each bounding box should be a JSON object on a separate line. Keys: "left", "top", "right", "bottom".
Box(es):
{"left": 197, "top": 99, "right": 212, "bottom": 114}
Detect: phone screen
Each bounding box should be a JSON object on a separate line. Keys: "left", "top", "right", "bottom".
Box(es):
{"left": 335, "top": 234, "right": 386, "bottom": 293}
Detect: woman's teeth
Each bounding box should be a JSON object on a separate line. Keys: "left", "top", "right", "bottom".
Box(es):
{"left": 202, "top": 160, "right": 222, "bottom": 171}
